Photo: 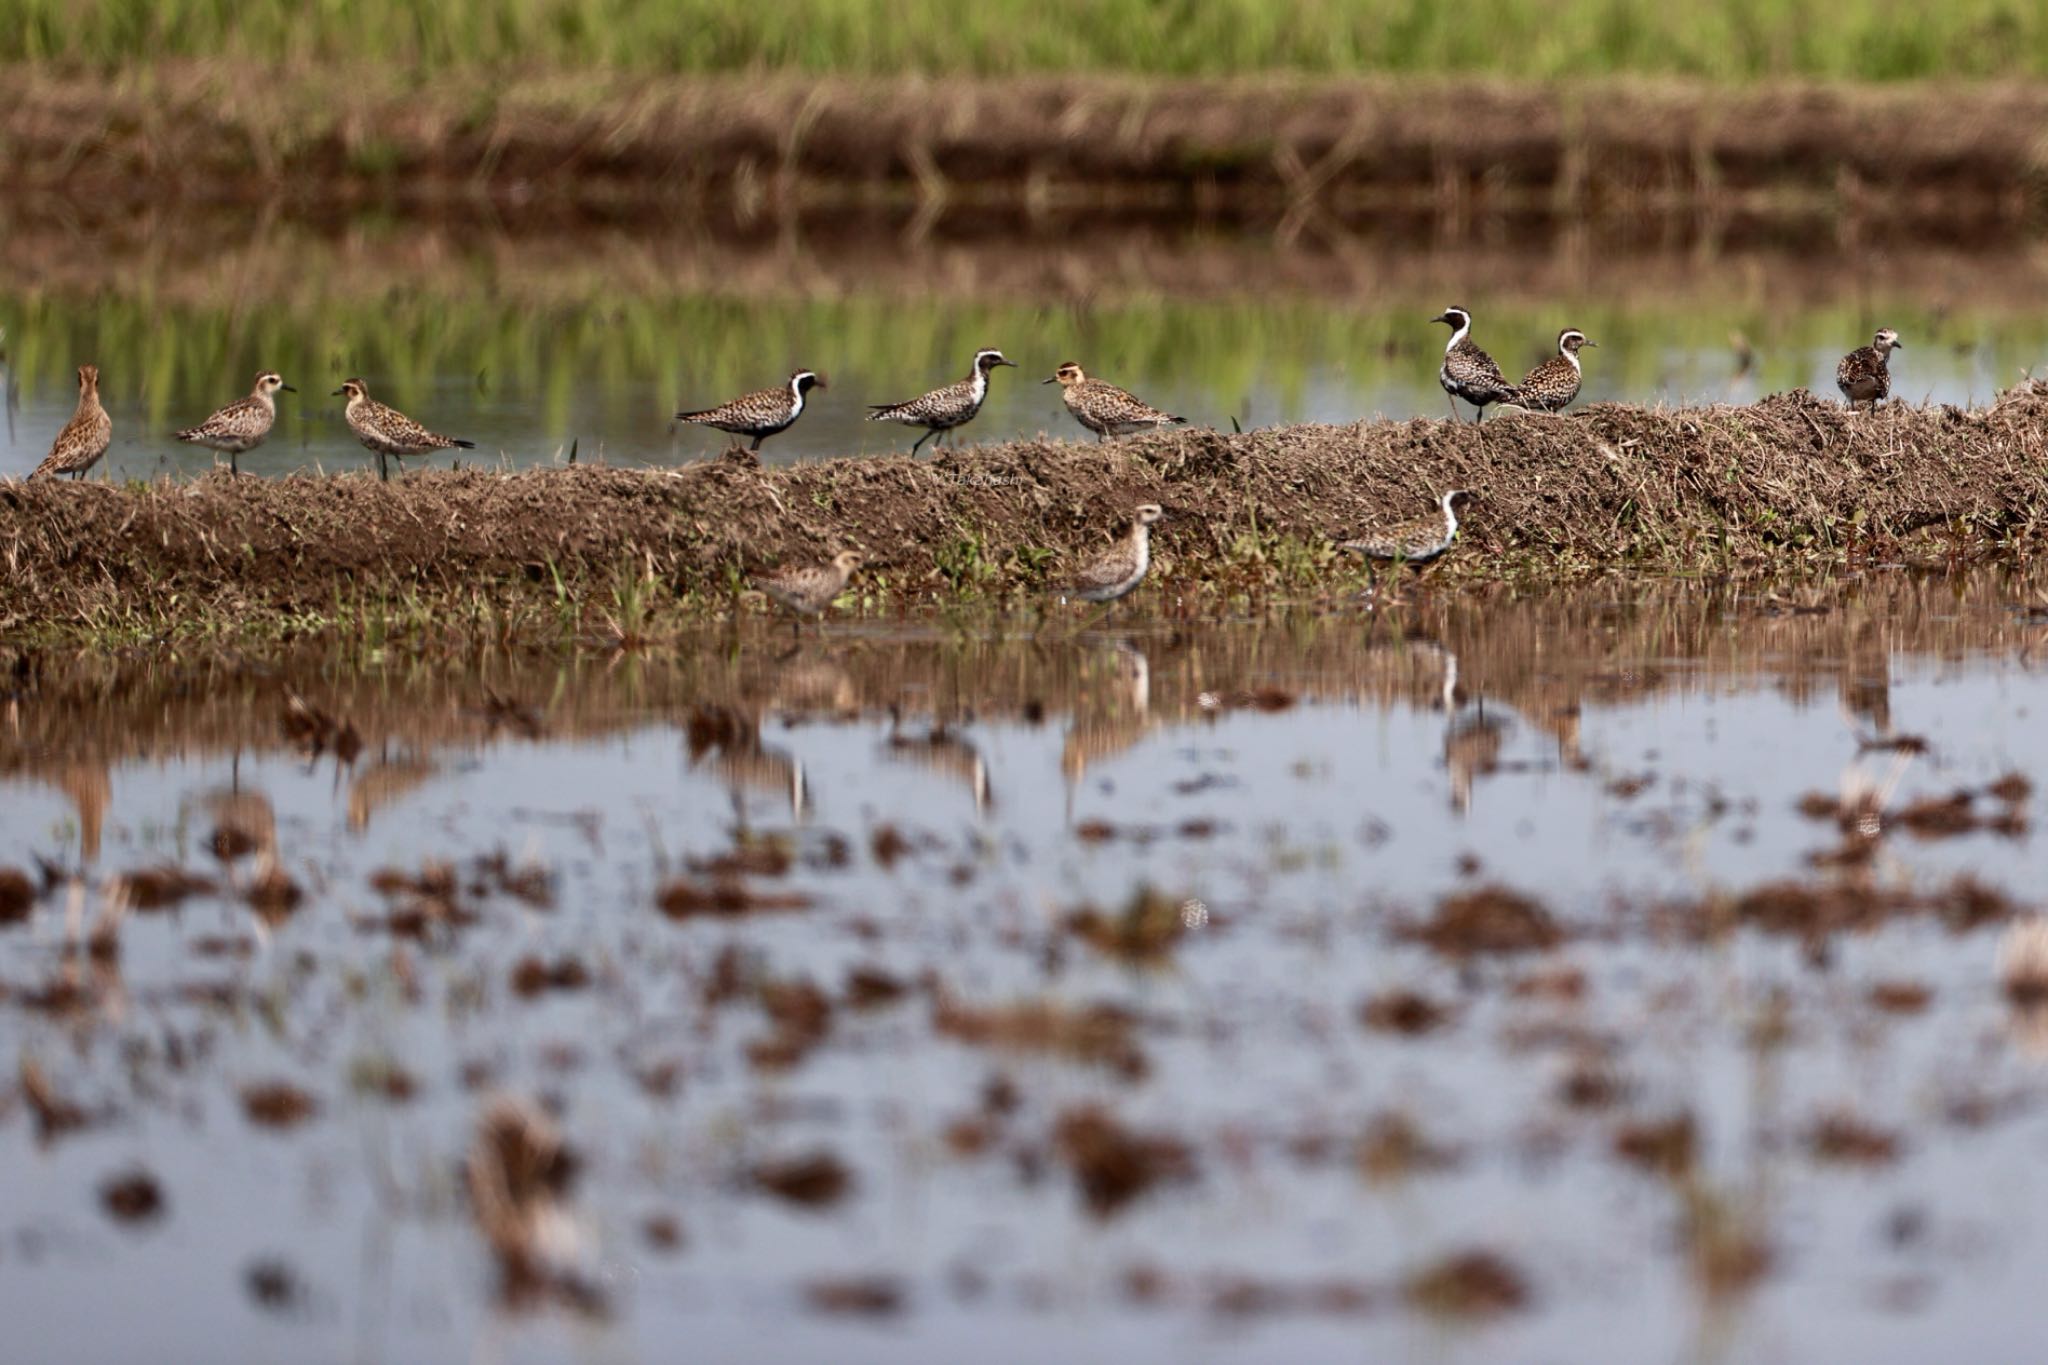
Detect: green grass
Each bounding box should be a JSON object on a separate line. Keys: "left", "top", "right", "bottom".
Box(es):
{"left": 6, "top": 0, "right": 2048, "bottom": 81}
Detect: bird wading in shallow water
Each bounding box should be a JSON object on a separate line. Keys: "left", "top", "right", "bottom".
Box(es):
{"left": 1836, "top": 328, "right": 1902, "bottom": 410}
{"left": 176, "top": 370, "right": 295, "bottom": 476}
{"left": 676, "top": 369, "right": 825, "bottom": 454}
{"left": 1512, "top": 330, "right": 1595, "bottom": 414}
{"left": 756, "top": 549, "right": 864, "bottom": 636}
{"left": 1433, "top": 307, "right": 1516, "bottom": 422}
{"left": 867, "top": 349, "right": 1015, "bottom": 454}
{"left": 32, "top": 364, "right": 112, "bottom": 481}
{"left": 333, "top": 378, "right": 475, "bottom": 481}
{"left": 1340, "top": 490, "right": 1476, "bottom": 568}
{"left": 1044, "top": 363, "right": 1185, "bottom": 440}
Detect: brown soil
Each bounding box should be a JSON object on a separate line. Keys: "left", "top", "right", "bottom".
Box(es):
{"left": 5, "top": 385, "right": 2048, "bottom": 638}
{"left": 10, "top": 67, "right": 2047, "bottom": 232}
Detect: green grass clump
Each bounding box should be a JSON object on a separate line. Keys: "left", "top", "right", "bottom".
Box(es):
{"left": 6, "top": 0, "right": 2048, "bottom": 81}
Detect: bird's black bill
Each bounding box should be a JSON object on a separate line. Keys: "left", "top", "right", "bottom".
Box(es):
{"left": 331, "top": 387, "right": 347, "bottom": 396}
{"left": 1040, "top": 377, "right": 1056, "bottom": 384}
{"left": 280, "top": 384, "right": 298, "bottom": 392}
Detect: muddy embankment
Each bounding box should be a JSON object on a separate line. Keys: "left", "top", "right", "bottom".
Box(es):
{"left": 7, "top": 68, "right": 2047, "bottom": 231}
{"left": 5, "top": 386, "right": 2048, "bottom": 639}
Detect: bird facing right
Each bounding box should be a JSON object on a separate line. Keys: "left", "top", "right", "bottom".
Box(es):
{"left": 334, "top": 378, "right": 476, "bottom": 481}
{"left": 756, "top": 549, "right": 864, "bottom": 632}
{"left": 1059, "top": 503, "right": 1165, "bottom": 605}
{"left": 1340, "top": 490, "right": 1476, "bottom": 567}
{"left": 676, "top": 369, "right": 825, "bottom": 454}
{"left": 1513, "top": 329, "right": 1595, "bottom": 413}
{"left": 1043, "top": 363, "right": 1185, "bottom": 440}
{"left": 867, "top": 348, "right": 1016, "bottom": 454}
{"left": 177, "top": 370, "right": 295, "bottom": 476}
{"left": 1433, "top": 307, "right": 1517, "bottom": 421}
{"left": 1836, "top": 328, "right": 1902, "bottom": 409}
{"left": 32, "top": 364, "right": 112, "bottom": 481}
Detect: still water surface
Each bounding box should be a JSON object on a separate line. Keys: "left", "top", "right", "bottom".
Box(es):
{"left": 3, "top": 576, "right": 2047, "bottom": 1360}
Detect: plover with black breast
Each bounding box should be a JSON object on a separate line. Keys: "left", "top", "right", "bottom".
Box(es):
{"left": 1340, "top": 490, "right": 1475, "bottom": 567}
{"left": 31, "top": 364, "right": 112, "bottom": 481}
{"left": 676, "top": 369, "right": 825, "bottom": 454}
{"left": 1836, "top": 328, "right": 1902, "bottom": 410}
{"left": 176, "top": 370, "right": 295, "bottom": 476}
{"left": 1433, "top": 307, "right": 1516, "bottom": 421}
{"left": 1044, "top": 362, "right": 1185, "bottom": 440}
{"left": 867, "top": 349, "right": 1015, "bottom": 454}
{"left": 333, "top": 378, "right": 475, "bottom": 481}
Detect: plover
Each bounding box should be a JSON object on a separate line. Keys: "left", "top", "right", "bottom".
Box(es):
{"left": 1433, "top": 307, "right": 1516, "bottom": 421}
{"left": 1836, "top": 328, "right": 1902, "bottom": 409}
{"left": 176, "top": 370, "right": 295, "bottom": 476}
{"left": 1340, "top": 490, "right": 1475, "bottom": 566}
{"left": 675, "top": 369, "right": 825, "bottom": 453}
{"left": 333, "top": 378, "right": 475, "bottom": 481}
{"left": 1059, "top": 504, "right": 1165, "bottom": 605}
{"left": 756, "top": 550, "right": 863, "bottom": 632}
{"left": 1043, "top": 362, "right": 1185, "bottom": 440}
{"left": 1513, "top": 329, "right": 1595, "bottom": 413}
{"left": 31, "top": 364, "right": 112, "bottom": 481}
{"left": 867, "top": 349, "right": 1015, "bottom": 454}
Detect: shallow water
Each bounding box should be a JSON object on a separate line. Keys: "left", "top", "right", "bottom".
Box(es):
{"left": 4, "top": 572, "right": 2048, "bottom": 1361}
{"left": 5, "top": 222, "right": 2048, "bottom": 480}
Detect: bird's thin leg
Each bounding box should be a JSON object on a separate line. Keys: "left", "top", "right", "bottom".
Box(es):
{"left": 1444, "top": 392, "right": 1461, "bottom": 423}
{"left": 911, "top": 428, "right": 934, "bottom": 456}
{"left": 231, "top": 452, "right": 239, "bottom": 478}
{"left": 751, "top": 434, "right": 764, "bottom": 453}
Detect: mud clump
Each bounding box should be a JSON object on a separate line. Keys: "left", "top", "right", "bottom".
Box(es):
{"left": 752, "top": 1151, "right": 853, "bottom": 1209}
{"left": 1612, "top": 1113, "right": 1698, "bottom": 1178}
{"left": 1064, "top": 885, "right": 1189, "bottom": 965}
{"left": 933, "top": 996, "right": 1149, "bottom": 1080}
{"left": 240, "top": 1081, "right": 319, "bottom": 1130}
{"left": 1806, "top": 1111, "right": 1902, "bottom": 1166}
{"left": 1405, "top": 886, "right": 1561, "bottom": 956}
{"left": 1358, "top": 989, "right": 1457, "bottom": 1036}
{"left": 99, "top": 1169, "right": 166, "bottom": 1225}
{"left": 1052, "top": 1105, "right": 1195, "bottom": 1218}
{"left": 656, "top": 877, "right": 811, "bottom": 919}
{"left": 0, "top": 866, "right": 35, "bottom": 923}
{"left": 1402, "top": 1250, "right": 1531, "bottom": 1319}
{"left": 804, "top": 1276, "right": 906, "bottom": 1316}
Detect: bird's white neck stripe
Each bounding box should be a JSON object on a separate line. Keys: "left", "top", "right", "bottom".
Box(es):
{"left": 1439, "top": 492, "right": 1460, "bottom": 540}
{"left": 788, "top": 375, "right": 806, "bottom": 414}
{"left": 1444, "top": 318, "right": 1471, "bottom": 355}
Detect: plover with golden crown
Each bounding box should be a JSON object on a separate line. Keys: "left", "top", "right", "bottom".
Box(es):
{"left": 333, "top": 378, "right": 475, "bottom": 481}
{"left": 1433, "top": 307, "right": 1516, "bottom": 421}
{"left": 676, "top": 369, "right": 825, "bottom": 454}
{"left": 757, "top": 549, "right": 863, "bottom": 633}
{"left": 1059, "top": 504, "right": 1165, "bottom": 606}
{"left": 1513, "top": 329, "right": 1595, "bottom": 413}
{"left": 31, "top": 364, "right": 112, "bottom": 481}
{"left": 1340, "top": 490, "right": 1475, "bottom": 566}
{"left": 176, "top": 370, "right": 295, "bottom": 476}
{"left": 867, "top": 349, "right": 1015, "bottom": 454}
{"left": 1043, "top": 362, "right": 1185, "bottom": 440}
{"left": 1836, "top": 328, "right": 1902, "bottom": 410}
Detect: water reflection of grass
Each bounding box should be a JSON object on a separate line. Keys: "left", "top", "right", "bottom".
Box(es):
{"left": 7, "top": 0, "right": 2045, "bottom": 80}
{"left": 6, "top": 285, "right": 2045, "bottom": 432}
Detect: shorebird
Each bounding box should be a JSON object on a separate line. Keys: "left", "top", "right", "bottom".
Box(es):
{"left": 1836, "top": 328, "right": 1902, "bottom": 410}
{"left": 867, "top": 348, "right": 1015, "bottom": 454}
{"left": 1512, "top": 329, "right": 1595, "bottom": 413}
{"left": 675, "top": 369, "right": 825, "bottom": 454}
{"left": 176, "top": 370, "right": 294, "bottom": 476}
{"left": 1340, "top": 490, "right": 1475, "bottom": 566}
{"left": 756, "top": 549, "right": 863, "bottom": 634}
{"left": 1058, "top": 504, "right": 1165, "bottom": 607}
{"left": 333, "top": 378, "right": 475, "bottom": 481}
{"left": 1044, "top": 362, "right": 1185, "bottom": 440}
{"left": 1433, "top": 307, "right": 1516, "bottom": 421}
{"left": 31, "top": 364, "right": 112, "bottom": 481}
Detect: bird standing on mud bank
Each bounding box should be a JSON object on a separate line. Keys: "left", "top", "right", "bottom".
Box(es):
{"left": 177, "top": 370, "right": 295, "bottom": 476}
{"left": 1434, "top": 307, "right": 1517, "bottom": 421}
{"left": 868, "top": 349, "right": 1015, "bottom": 454}
{"left": 1044, "top": 362, "right": 1186, "bottom": 440}
{"left": 1837, "top": 328, "right": 1902, "bottom": 410}
{"left": 31, "top": 364, "right": 112, "bottom": 480}
{"left": 1340, "top": 489, "right": 1475, "bottom": 567}
{"left": 676, "top": 369, "right": 825, "bottom": 454}
{"left": 334, "top": 378, "right": 475, "bottom": 481}
{"left": 1512, "top": 330, "right": 1595, "bottom": 413}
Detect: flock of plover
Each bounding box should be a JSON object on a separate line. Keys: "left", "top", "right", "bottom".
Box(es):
{"left": 26, "top": 310, "right": 1906, "bottom": 623}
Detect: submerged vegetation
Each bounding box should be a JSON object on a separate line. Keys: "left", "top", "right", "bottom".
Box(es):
{"left": 7, "top": 0, "right": 2048, "bottom": 80}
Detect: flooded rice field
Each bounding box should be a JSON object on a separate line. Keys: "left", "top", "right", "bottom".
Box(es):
{"left": 5, "top": 572, "right": 2048, "bottom": 1360}
{"left": 7, "top": 220, "right": 2048, "bottom": 480}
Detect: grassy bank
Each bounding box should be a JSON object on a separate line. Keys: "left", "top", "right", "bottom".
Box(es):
{"left": 10, "top": 69, "right": 2047, "bottom": 229}
{"left": 9, "top": 0, "right": 2048, "bottom": 80}
{"left": 4, "top": 387, "right": 2046, "bottom": 645}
